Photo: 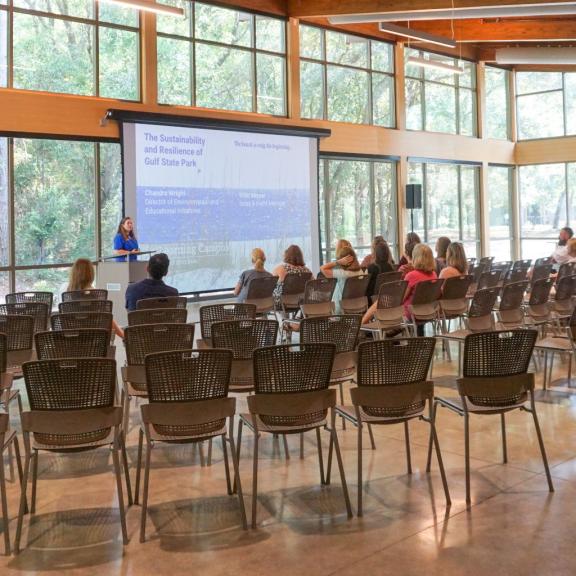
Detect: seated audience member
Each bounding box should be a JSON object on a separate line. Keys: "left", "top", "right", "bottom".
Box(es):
{"left": 335, "top": 239, "right": 353, "bottom": 259}
{"left": 399, "top": 240, "right": 418, "bottom": 275}
{"left": 435, "top": 236, "right": 451, "bottom": 275}
{"left": 320, "top": 246, "right": 364, "bottom": 313}
{"left": 125, "top": 253, "right": 178, "bottom": 311}
{"left": 439, "top": 242, "right": 468, "bottom": 280}
{"left": 272, "top": 244, "right": 313, "bottom": 304}
{"left": 67, "top": 258, "right": 124, "bottom": 338}
{"left": 360, "top": 235, "right": 386, "bottom": 268}
{"left": 234, "top": 248, "right": 273, "bottom": 303}
{"left": 552, "top": 226, "right": 574, "bottom": 264}
{"left": 398, "top": 232, "right": 421, "bottom": 266}
{"left": 362, "top": 244, "right": 437, "bottom": 337}
{"left": 366, "top": 241, "right": 396, "bottom": 297}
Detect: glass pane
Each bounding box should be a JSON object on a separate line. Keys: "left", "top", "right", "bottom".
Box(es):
{"left": 485, "top": 66, "right": 509, "bottom": 140}
{"left": 517, "top": 92, "right": 564, "bottom": 140}
{"left": 519, "top": 164, "right": 567, "bottom": 242}
{"left": 13, "top": 139, "right": 96, "bottom": 265}
{"left": 195, "top": 44, "right": 253, "bottom": 112}
{"left": 516, "top": 71, "right": 562, "bottom": 95}
{"left": 425, "top": 82, "right": 457, "bottom": 134}
{"left": 157, "top": 0, "right": 191, "bottom": 36}
{"left": 521, "top": 239, "right": 557, "bottom": 261}
{"left": 300, "top": 24, "right": 323, "bottom": 60}
{"left": 257, "top": 53, "right": 286, "bottom": 115}
{"left": 488, "top": 166, "right": 513, "bottom": 260}
{"left": 13, "top": 13, "right": 94, "bottom": 95}
{"left": 459, "top": 61, "right": 476, "bottom": 89}
{"left": 0, "top": 272, "right": 8, "bottom": 304}
{"left": 326, "top": 31, "right": 368, "bottom": 68}
{"left": 327, "top": 66, "right": 369, "bottom": 124}
{"left": 405, "top": 48, "right": 423, "bottom": 79}
{"left": 405, "top": 78, "right": 423, "bottom": 130}
{"left": 99, "top": 27, "right": 139, "bottom": 100}
{"left": 489, "top": 239, "right": 511, "bottom": 262}
{"left": 568, "top": 163, "right": 576, "bottom": 224}
{"left": 423, "top": 54, "right": 457, "bottom": 86}
{"left": 564, "top": 73, "right": 576, "bottom": 136}
{"left": 98, "top": 2, "right": 139, "bottom": 27}
{"left": 371, "top": 41, "right": 393, "bottom": 73}
{"left": 195, "top": 2, "right": 252, "bottom": 47}
{"left": 99, "top": 143, "right": 123, "bottom": 259}
{"left": 300, "top": 61, "right": 324, "bottom": 119}
{"left": 425, "top": 164, "right": 459, "bottom": 242}
{"left": 15, "top": 268, "right": 69, "bottom": 307}
{"left": 157, "top": 37, "right": 192, "bottom": 105}
{"left": 319, "top": 160, "right": 326, "bottom": 260}
{"left": 373, "top": 72, "right": 395, "bottom": 127}
{"left": 459, "top": 88, "right": 475, "bottom": 136}
{"left": 460, "top": 166, "right": 479, "bottom": 243}
{"left": 0, "top": 10, "right": 7, "bottom": 88}
{"left": 374, "top": 162, "right": 396, "bottom": 248}
{"left": 0, "top": 137, "right": 7, "bottom": 266}
{"left": 14, "top": 0, "right": 93, "bottom": 18}
{"left": 407, "top": 163, "right": 425, "bottom": 238}
{"left": 256, "top": 16, "right": 284, "bottom": 53}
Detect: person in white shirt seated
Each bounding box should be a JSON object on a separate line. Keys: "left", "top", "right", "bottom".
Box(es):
{"left": 552, "top": 227, "right": 574, "bottom": 264}
{"left": 320, "top": 245, "right": 364, "bottom": 314}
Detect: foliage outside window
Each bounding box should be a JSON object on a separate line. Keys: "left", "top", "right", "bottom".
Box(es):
{"left": 484, "top": 66, "right": 510, "bottom": 140}
{"left": 300, "top": 25, "right": 395, "bottom": 127}
{"left": 0, "top": 137, "right": 123, "bottom": 304}
{"left": 0, "top": 0, "right": 140, "bottom": 99}
{"left": 405, "top": 48, "right": 477, "bottom": 136}
{"left": 518, "top": 163, "right": 575, "bottom": 259}
{"left": 516, "top": 71, "right": 576, "bottom": 140}
{"left": 156, "top": 1, "right": 286, "bottom": 115}
{"left": 487, "top": 165, "right": 514, "bottom": 260}
{"left": 407, "top": 162, "right": 480, "bottom": 258}
{"left": 319, "top": 157, "right": 397, "bottom": 263}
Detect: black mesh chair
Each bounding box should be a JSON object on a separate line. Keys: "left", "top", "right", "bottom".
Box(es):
{"left": 136, "top": 349, "right": 246, "bottom": 541}
{"left": 59, "top": 300, "right": 113, "bottom": 314}
{"left": 279, "top": 272, "right": 313, "bottom": 317}
{"left": 432, "top": 330, "right": 553, "bottom": 504}
{"left": 550, "top": 274, "right": 576, "bottom": 324}
{"left": 333, "top": 338, "right": 450, "bottom": 515}
{"left": 61, "top": 289, "right": 108, "bottom": 302}
{"left": 497, "top": 281, "right": 528, "bottom": 330}
{"left": 439, "top": 275, "right": 474, "bottom": 332}
{"left": 198, "top": 303, "right": 256, "bottom": 348}
{"left": 340, "top": 275, "right": 371, "bottom": 314}
{"left": 557, "top": 262, "right": 576, "bottom": 284}
{"left": 15, "top": 358, "right": 131, "bottom": 553}
{"left": 6, "top": 292, "right": 53, "bottom": 315}
{"left": 0, "top": 302, "right": 49, "bottom": 334}
{"left": 535, "top": 257, "right": 553, "bottom": 267}
{"left": 530, "top": 264, "right": 553, "bottom": 286}
{"left": 300, "top": 278, "right": 337, "bottom": 318}
{"left": 0, "top": 314, "right": 35, "bottom": 382}
{"left": 477, "top": 270, "right": 502, "bottom": 291}
{"left": 136, "top": 296, "right": 187, "bottom": 310}
{"left": 51, "top": 311, "right": 113, "bottom": 334}
{"left": 127, "top": 308, "right": 188, "bottom": 327}
{"left": 512, "top": 259, "right": 532, "bottom": 272}
{"left": 526, "top": 278, "right": 554, "bottom": 330}
{"left": 491, "top": 261, "right": 512, "bottom": 277}
{"left": 479, "top": 256, "right": 494, "bottom": 269}
{"left": 35, "top": 329, "right": 110, "bottom": 359}
{"left": 244, "top": 276, "right": 279, "bottom": 315}
{"left": 408, "top": 278, "right": 445, "bottom": 335}
{"left": 361, "top": 280, "right": 409, "bottom": 339}
{"left": 238, "top": 343, "right": 352, "bottom": 527}
{"left": 503, "top": 268, "right": 528, "bottom": 286}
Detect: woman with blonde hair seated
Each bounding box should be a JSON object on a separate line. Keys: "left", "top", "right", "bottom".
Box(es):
{"left": 439, "top": 242, "right": 468, "bottom": 279}
{"left": 67, "top": 258, "right": 125, "bottom": 339}
{"left": 234, "top": 248, "right": 273, "bottom": 303}
{"left": 320, "top": 245, "right": 364, "bottom": 313}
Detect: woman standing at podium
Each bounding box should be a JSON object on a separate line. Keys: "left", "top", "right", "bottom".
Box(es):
{"left": 113, "top": 216, "right": 140, "bottom": 261}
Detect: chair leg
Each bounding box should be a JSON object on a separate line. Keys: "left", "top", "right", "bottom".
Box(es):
{"left": 300, "top": 433, "right": 304, "bottom": 459}
{"left": 120, "top": 435, "right": 133, "bottom": 506}
{"left": 13, "top": 436, "right": 24, "bottom": 487}
{"left": 404, "top": 421, "right": 412, "bottom": 475}
{"left": 367, "top": 424, "right": 376, "bottom": 450}
{"left": 122, "top": 394, "right": 131, "bottom": 439}
{"left": 227, "top": 421, "right": 247, "bottom": 530}
{"left": 135, "top": 428, "right": 144, "bottom": 505}
{"left": 530, "top": 407, "right": 554, "bottom": 493}
{"left": 331, "top": 419, "right": 353, "bottom": 519}
{"left": 430, "top": 419, "right": 451, "bottom": 506}
{"left": 501, "top": 413, "right": 508, "bottom": 464}
{"left": 30, "top": 450, "right": 38, "bottom": 514}
{"left": 112, "top": 444, "right": 129, "bottom": 545}
{"left": 207, "top": 438, "right": 213, "bottom": 466}
{"left": 199, "top": 442, "right": 206, "bottom": 467}
{"left": 357, "top": 420, "right": 363, "bottom": 517}
{"left": 283, "top": 435, "right": 290, "bottom": 460}
{"left": 140, "top": 441, "right": 152, "bottom": 543}
{"left": 315, "top": 427, "right": 325, "bottom": 485}
{"left": 221, "top": 434, "right": 232, "bottom": 495}
{"left": 251, "top": 431, "right": 260, "bottom": 529}
{"left": 0, "top": 447, "right": 10, "bottom": 555}
{"left": 339, "top": 383, "right": 346, "bottom": 430}
{"left": 426, "top": 403, "right": 437, "bottom": 473}
{"left": 325, "top": 431, "right": 334, "bottom": 486}
{"left": 233, "top": 419, "right": 244, "bottom": 494}
{"left": 7, "top": 443, "right": 14, "bottom": 484}
{"left": 14, "top": 447, "right": 32, "bottom": 554}
{"left": 464, "top": 413, "right": 471, "bottom": 505}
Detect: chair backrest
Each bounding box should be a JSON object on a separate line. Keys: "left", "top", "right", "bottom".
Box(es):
{"left": 145, "top": 349, "right": 233, "bottom": 403}
{"left": 441, "top": 275, "right": 474, "bottom": 300}
{"left": 281, "top": 271, "right": 313, "bottom": 296}
{"left": 0, "top": 332, "right": 6, "bottom": 373}
{"left": 557, "top": 262, "right": 576, "bottom": 283}
{"left": 300, "top": 315, "right": 361, "bottom": 353}
{"left": 477, "top": 270, "right": 502, "bottom": 291}
{"left": 58, "top": 299, "right": 113, "bottom": 314}
{"left": 411, "top": 278, "right": 445, "bottom": 306}
{"left": 479, "top": 256, "right": 494, "bottom": 269}
{"left": 0, "top": 315, "right": 34, "bottom": 351}
{"left": 473, "top": 261, "right": 488, "bottom": 283}
{"left": 253, "top": 343, "right": 335, "bottom": 394}
{"left": 127, "top": 308, "right": 188, "bottom": 326}
{"left": 373, "top": 271, "right": 403, "bottom": 296}
{"left": 23, "top": 358, "right": 117, "bottom": 411}
{"left": 375, "top": 280, "right": 408, "bottom": 310}
{"left": 535, "top": 256, "right": 553, "bottom": 267}
{"left": 468, "top": 286, "right": 499, "bottom": 324}
{"left": 499, "top": 281, "right": 529, "bottom": 312}
{"left": 61, "top": 289, "right": 108, "bottom": 302}
{"left": 303, "top": 278, "right": 337, "bottom": 304}
{"left": 245, "top": 276, "right": 278, "bottom": 300}
{"left": 491, "top": 261, "right": 512, "bottom": 275}
{"left": 569, "top": 307, "right": 576, "bottom": 341}
{"left": 503, "top": 268, "right": 528, "bottom": 286}
{"left": 124, "top": 323, "right": 195, "bottom": 366}
{"left": 512, "top": 259, "right": 532, "bottom": 272}
{"left": 0, "top": 302, "right": 49, "bottom": 333}
{"left": 136, "top": 296, "right": 188, "bottom": 310}
{"left": 211, "top": 319, "right": 279, "bottom": 360}
{"left": 555, "top": 274, "right": 576, "bottom": 303}
{"left": 35, "top": 329, "right": 110, "bottom": 359}
{"left": 341, "top": 275, "right": 371, "bottom": 300}
{"left": 6, "top": 291, "right": 53, "bottom": 312}
{"left": 531, "top": 264, "right": 553, "bottom": 284}
{"left": 51, "top": 312, "right": 113, "bottom": 333}
{"left": 528, "top": 277, "right": 554, "bottom": 306}
{"left": 199, "top": 303, "right": 257, "bottom": 340}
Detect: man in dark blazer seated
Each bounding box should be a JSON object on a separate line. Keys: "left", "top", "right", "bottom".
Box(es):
{"left": 125, "top": 253, "right": 179, "bottom": 311}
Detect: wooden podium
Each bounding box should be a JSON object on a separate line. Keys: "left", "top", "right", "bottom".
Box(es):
{"left": 97, "top": 254, "right": 152, "bottom": 326}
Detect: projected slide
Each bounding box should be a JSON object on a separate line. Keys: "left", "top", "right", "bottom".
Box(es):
{"left": 123, "top": 122, "right": 319, "bottom": 293}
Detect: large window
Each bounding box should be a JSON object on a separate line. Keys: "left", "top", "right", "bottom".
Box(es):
{"left": 485, "top": 66, "right": 510, "bottom": 140}
{"left": 156, "top": 1, "right": 286, "bottom": 115}
{"left": 300, "top": 25, "right": 395, "bottom": 127}
{"left": 405, "top": 48, "right": 477, "bottom": 136}
{"left": 487, "top": 165, "right": 514, "bottom": 260}
{"left": 518, "top": 163, "right": 575, "bottom": 259}
{"left": 319, "top": 157, "right": 397, "bottom": 262}
{"left": 407, "top": 162, "right": 480, "bottom": 257}
{"left": 516, "top": 71, "right": 576, "bottom": 140}
{"left": 0, "top": 137, "right": 122, "bottom": 305}
{"left": 0, "top": 0, "right": 140, "bottom": 99}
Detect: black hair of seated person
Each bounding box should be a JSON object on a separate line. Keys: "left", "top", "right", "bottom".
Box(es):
{"left": 148, "top": 253, "right": 170, "bottom": 280}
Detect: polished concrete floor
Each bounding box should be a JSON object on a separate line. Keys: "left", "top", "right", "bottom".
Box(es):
{"left": 1, "top": 339, "right": 576, "bottom": 575}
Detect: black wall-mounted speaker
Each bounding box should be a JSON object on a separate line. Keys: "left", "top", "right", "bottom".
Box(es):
{"left": 406, "top": 184, "right": 422, "bottom": 210}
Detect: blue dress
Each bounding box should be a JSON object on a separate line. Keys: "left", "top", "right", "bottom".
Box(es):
{"left": 113, "top": 233, "right": 139, "bottom": 262}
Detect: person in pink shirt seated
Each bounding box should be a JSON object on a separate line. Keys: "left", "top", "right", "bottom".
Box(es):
{"left": 439, "top": 242, "right": 469, "bottom": 280}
